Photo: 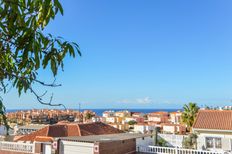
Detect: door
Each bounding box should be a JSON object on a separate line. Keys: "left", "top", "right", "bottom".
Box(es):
{"left": 60, "top": 140, "right": 94, "bottom": 154}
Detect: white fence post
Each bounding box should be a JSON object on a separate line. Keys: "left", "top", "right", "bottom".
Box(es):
{"left": 175, "top": 146, "right": 178, "bottom": 154}
{"left": 0, "top": 141, "right": 34, "bottom": 153}
{"left": 136, "top": 145, "right": 229, "bottom": 154}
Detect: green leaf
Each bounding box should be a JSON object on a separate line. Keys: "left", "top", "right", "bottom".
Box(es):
{"left": 54, "top": 0, "right": 63, "bottom": 15}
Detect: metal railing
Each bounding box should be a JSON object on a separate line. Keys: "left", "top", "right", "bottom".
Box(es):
{"left": 0, "top": 141, "right": 34, "bottom": 153}
{"left": 137, "top": 146, "right": 230, "bottom": 154}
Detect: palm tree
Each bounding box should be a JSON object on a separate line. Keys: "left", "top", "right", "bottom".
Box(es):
{"left": 181, "top": 102, "right": 199, "bottom": 132}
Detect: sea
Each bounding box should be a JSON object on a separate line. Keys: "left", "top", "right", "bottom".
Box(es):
{"left": 6, "top": 108, "right": 181, "bottom": 116}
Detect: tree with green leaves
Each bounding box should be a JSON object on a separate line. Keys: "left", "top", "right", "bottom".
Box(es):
{"left": 127, "top": 120, "right": 137, "bottom": 125}
{"left": 181, "top": 102, "right": 199, "bottom": 131}
{"left": 182, "top": 133, "right": 198, "bottom": 149}
{"left": 0, "top": 0, "right": 81, "bottom": 132}
{"left": 85, "top": 112, "right": 94, "bottom": 120}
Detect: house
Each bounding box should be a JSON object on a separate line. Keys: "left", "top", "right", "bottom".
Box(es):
{"left": 131, "top": 112, "right": 144, "bottom": 118}
{"left": 109, "top": 123, "right": 129, "bottom": 131}
{"left": 169, "top": 111, "right": 182, "bottom": 124}
{"left": 91, "top": 116, "right": 101, "bottom": 122}
{"left": 147, "top": 112, "right": 169, "bottom": 123}
{"left": 17, "top": 124, "right": 47, "bottom": 135}
{"left": 105, "top": 117, "right": 116, "bottom": 123}
{"left": 124, "top": 117, "right": 137, "bottom": 123}
{"left": 134, "top": 117, "right": 144, "bottom": 123}
{"left": 116, "top": 117, "right": 124, "bottom": 123}
{"left": 193, "top": 110, "right": 232, "bottom": 152}
{"left": 134, "top": 123, "right": 155, "bottom": 134}
{"left": 162, "top": 123, "right": 186, "bottom": 134}
{"left": 102, "top": 110, "right": 115, "bottom": 117}
{"left": 58, "top": 133, "right": 155, "bottom": 154}
{"left": 15, "top": 122, "right": 124, "bottom": 142}
{"left": 115, "top": 110, "right": 130, "bottom": 118}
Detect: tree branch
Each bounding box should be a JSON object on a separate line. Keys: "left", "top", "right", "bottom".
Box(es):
{"left": 29, "top": 86, "right": 66, "bottom": 110}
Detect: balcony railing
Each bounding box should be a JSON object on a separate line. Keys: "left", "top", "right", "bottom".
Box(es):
{"left": 0, "top": 141, "right": 34, "bottom": 153}
{"left": 137, "top": 146, "right": 230, "bottom": 154}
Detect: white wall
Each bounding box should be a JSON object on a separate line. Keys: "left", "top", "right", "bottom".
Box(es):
{"left": 158, "top": 133, "right": 185, "bottom": 148}
{"left": 105, "top": 117, "right": 116, "bottom": 123}
{"left": 196, "top": 131, "right": 232, "bottom": 152}
{"left": 136, "top": 136, "right": 155, "bottom": 147}
{"left": 163, "top": 126, "right": 175, "bottom": 134}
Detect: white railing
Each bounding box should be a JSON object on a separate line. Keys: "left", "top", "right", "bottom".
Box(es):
{"left": 0, "top": 141, "right": 34, "bottom": 153}
{"left": 137, "top": 146, "right": 231, "bottom": 154}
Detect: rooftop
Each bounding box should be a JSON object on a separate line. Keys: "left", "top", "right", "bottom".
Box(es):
{"left": 148, "top": 111, "right": 168, "bottom": 115}
{"left": 60, "top": 133, "right": 153, "bottom": 143}
{"left": 16, "top": 122, "right": 124, "bottom": 142}
{"left": 193, "top": 110, "right": 232, "bottom": 131}
{"left": 18, "top": 125, "right": 47, "bottom": 130}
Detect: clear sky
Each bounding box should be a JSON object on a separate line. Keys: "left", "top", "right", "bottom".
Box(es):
{"left": 4, "top": 0, "right": 232, "bottom": 109}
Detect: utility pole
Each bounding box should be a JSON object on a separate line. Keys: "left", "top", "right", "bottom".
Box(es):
{"left": 78, "top": 103, "right": 82, "bottom": 123}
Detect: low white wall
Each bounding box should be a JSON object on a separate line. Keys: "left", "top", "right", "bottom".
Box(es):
{"left": 158, "top": 133, "right": 186, "bottom": 147}
{"left": 136, "top": 136, "right": 155, "bottom": 147}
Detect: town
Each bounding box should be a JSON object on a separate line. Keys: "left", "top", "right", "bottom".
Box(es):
{"left": 0, "top": 0, "right": 231, "bottom": 154}
{"left": 0, "top": 104, "right": 231, "bottom": 154}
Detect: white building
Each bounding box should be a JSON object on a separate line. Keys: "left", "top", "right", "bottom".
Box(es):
{"left": 134, "top": 124, "right": 155, "bottom": 134}
{"left": 169, "top": 111, "right": 182, "bottom": 124}
{"left": 162, "top": 124, "right": 186, "bottom": 134}
{"left": 124, "top": 117, "right": 136, "bottom": 123}
{"left": 58, "top": 133, "right": 154, "bottom": 154}
{"left": 105, "top": 117, "right": 116, "bottom": 123}
{"left": 102, "top": 110, "right": 115, "bottom": 118}
{"left": 17, "top": 124, "right": 47, "bottom": 135}
{"left": 193, "top": 110, "right": 232, "bottom": 152}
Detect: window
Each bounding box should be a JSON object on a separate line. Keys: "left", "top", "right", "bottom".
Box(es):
{"left": 206, "top": 137, "right": 222, "bottom": 149}
{"left": 215, "top": 138, "right": 222, "bottom": 149}
{"left": 206, "top": 137, "right": 214, "bottom": 148}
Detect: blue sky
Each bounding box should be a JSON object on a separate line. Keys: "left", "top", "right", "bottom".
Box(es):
{"left": 4, "top": 0, "right": 232, "bottom": 109}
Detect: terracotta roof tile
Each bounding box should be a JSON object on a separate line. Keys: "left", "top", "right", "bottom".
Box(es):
{"left": 79, "top": 122, "right": 123, "bottom": 136}
{"left": 193, "top": 110, "right": 232, "bottom": 130}
{"left": 16, "top": 122, "right": 123, "bottom": 142}
{"left": 34, "top": 136, "right": 54, "bottom": 142}
{"left": 149, "top": 111, "right": 168, "bottom": 115}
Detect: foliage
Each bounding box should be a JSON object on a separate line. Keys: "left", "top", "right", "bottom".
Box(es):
{"left": 0, "top": 0, "right": 81, "bottom": 129}
{"left": 182, "top": 133, "right": 198, "bottom": 149}
{"left": 85, "top": 113, "right": 94, "bottom": 120}
{"left": 157, "top": 137, "right": 167, "bottom": 147}
{"left": 128, "top": 120, "right": 137, "bottom": 125}
{"left": 181, "top": 102, "right": 199, "bottom": 131}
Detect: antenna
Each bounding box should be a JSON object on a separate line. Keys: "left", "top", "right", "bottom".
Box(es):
{"left": 78, "top": 102, "right": 81, "bottom": 122}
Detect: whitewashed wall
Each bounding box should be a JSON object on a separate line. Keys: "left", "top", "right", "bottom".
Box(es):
{"left": 136, "top": 136, "right": 155, "bottom": 147}
{"left": 158, "top": 133, "right": 186, "bottom": 148}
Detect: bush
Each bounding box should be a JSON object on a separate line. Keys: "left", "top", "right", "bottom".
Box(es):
{"left": 128, "top": 120, "right": 137, "bottom": 125}
{"left": 157, "top": 138, "right": 168, "bottom": 147}
{"left": 182, "top": 133, "right": 198, "bottom": 149}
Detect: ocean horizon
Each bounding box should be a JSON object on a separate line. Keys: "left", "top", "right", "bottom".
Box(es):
{"left": 6, "top": 108, "right": 181, "bottom": 116}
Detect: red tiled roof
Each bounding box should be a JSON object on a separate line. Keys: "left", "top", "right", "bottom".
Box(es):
{"left": 193, "top": 110, "right": 232, "bottom": 130}
{"left": 34, "top": 136, "right": 54, "bottom": 142}
{"left": 16, "top": 122, "right": 123, "bottom": 142}
{"left": 148, "top": 111, "right": 168, "bottom": 115}
{"left": 79, "top": 122, "right": 123, "bottom": 135}
{"left": 169, "top": 112, "right": 181, "bottom": 115}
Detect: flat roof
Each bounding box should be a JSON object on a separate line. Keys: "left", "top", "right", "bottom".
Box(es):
{"left": 18, "top": 125, "right": 47, "bottom": 130}
{"left": 59, "top": 133, "right": 153, "bottom": 143}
